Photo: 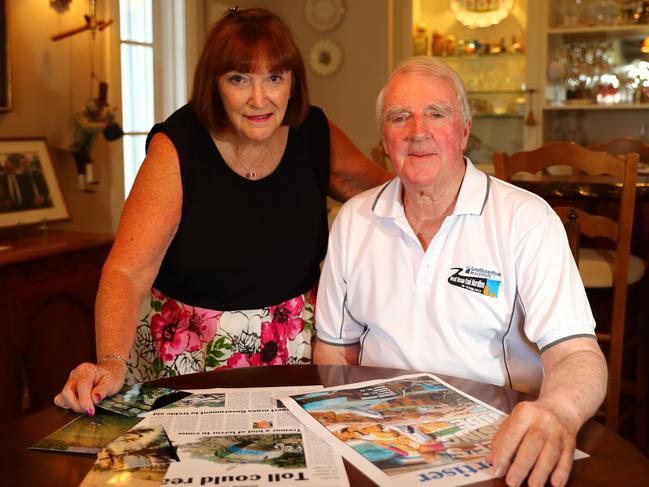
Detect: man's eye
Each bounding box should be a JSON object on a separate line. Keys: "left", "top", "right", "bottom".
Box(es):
{"left": 390, "top": 114, "right": 408, "bottom": 124}
{"left": 426, "top": 110, "right": 444, "bottom": 119}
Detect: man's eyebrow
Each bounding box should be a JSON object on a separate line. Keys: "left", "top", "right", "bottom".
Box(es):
{"left": 425, "top": 103, "right": 453, "bottom": 114}
{"left": 384, "top": 107, "right": 410, "bottom": 119}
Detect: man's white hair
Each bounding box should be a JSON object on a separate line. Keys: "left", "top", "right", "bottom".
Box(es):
{"left": 375, "top": 56, "right": 472, "bottom": 129}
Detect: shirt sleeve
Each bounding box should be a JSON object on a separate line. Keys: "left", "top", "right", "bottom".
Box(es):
{"left": 514, "top": 209, "right": 596, "bottom": 350}
{"left": 316, "top": 203, "right": 365, "bottom": 345}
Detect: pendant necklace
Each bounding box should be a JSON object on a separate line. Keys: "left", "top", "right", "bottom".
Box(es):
{"left": 227, "top": 134, "right": 273, "bottom": 180}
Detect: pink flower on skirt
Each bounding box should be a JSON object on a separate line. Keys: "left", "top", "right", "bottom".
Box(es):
{"left": 184, "top": 307, "right": 223, "bottom": 352}
{"left": 269, "top": 296, "right": 305, "bottom": 341}
{"left": 226, "top": 352, "right": 262, "bottom": 368}
{"left": 151, "top": 300, "right": 192, "bottom": 363}
{"left": 259, "top": 320, "right": 289, "bottom": 365}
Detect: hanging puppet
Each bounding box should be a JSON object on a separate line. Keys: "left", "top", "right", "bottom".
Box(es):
{"left": 53, "top": 0, "right": 122, "bottom": 192}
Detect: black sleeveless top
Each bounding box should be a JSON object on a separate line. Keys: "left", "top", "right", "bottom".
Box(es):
{"left": 146, "top": 104, "right": 330, "bottom": 310}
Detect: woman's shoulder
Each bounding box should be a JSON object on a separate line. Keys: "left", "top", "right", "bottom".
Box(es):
{"left": 147, "top": 104, "right": 206, "bottom": 152}
{"left": 296, "top": 105, "right": 327, "bottom": 132}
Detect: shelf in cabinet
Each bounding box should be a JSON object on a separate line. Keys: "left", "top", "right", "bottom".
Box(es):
{"left": 469, "top": 90, "right": 526, "bottom": 95}
{"left": 432, "top": 53, "right": 525, "bottom": 60}
{"left": 473, "top": 114, "right": 523, "bottom": 119}
{"left": 548, "top": 24, "right": 649, "bottom": 37}
{"left": 543, "top": 102, "right": 649, "bottom": 111}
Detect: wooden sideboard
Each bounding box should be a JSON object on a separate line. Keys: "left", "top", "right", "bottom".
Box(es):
{"left": 0, "top": 231, "right": 113, "bottom": 419}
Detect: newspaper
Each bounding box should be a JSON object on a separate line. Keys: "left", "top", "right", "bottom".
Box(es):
{"left": 280, "top": 373, "right": 588, "bottom": 487}
{"left": 137, "top": 386, "right": 349, "bottom": 487}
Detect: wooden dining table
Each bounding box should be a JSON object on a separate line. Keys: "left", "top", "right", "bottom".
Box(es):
{"left": 2, "top": 364, "right": 649, "bottom": 486}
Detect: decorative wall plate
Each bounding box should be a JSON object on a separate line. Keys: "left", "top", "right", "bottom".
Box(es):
{"left": 308, "top": 39, "right": 343, "bottom": 77}
{"left": 304, "top": 0, "right": 346, "bottom": 32}
{"left": 449, "top": 0, "right": 514, "bottom": 29}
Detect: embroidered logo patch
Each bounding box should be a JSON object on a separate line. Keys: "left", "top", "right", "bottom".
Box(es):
{"left": 448, "top": 266, "right": 501, "bottom": 298}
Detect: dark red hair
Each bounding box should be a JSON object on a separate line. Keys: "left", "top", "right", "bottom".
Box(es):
{"left": 190, "top": 8, "right": 309, "bottom": 132}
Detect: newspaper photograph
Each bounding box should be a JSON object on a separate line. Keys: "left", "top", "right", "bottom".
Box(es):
{"left": 280, "top": 373, "right": 587, "bottom": 487}
{"left": 138, "top": 386, "right": 349, "bottom": 487}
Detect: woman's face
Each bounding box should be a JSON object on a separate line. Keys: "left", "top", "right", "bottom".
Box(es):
{"left": 217, "top": 64, "right": 292, "bottom": 142}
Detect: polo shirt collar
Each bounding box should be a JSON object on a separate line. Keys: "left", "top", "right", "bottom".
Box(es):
{"left": 371, "top": 157, "right": 490, "bottom": 220}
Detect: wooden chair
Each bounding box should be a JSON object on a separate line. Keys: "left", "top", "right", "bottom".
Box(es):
{"left": 371, "top": 139, "right": 391, "bottom": 170}
{"left": 493, "top": 142, "right": 646, "bottom": 436}
{"left": 588, "top": 136, "right": 649, "bottom": 162}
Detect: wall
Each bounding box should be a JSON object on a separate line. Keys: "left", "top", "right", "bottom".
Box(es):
{"left": 0, "top": 0, "right": 119, "bottom": 235}
{"left": 273, "top": 0, "right": 390, "bottom": 155}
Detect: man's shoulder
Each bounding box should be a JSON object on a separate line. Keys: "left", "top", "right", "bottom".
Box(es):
{"left": 487, "top": 175, "right": 555, "bottom": 219}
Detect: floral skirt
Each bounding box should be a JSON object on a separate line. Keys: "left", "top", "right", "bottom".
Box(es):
{"left": 125, "top": 287, "right": 316, "bottom": 384}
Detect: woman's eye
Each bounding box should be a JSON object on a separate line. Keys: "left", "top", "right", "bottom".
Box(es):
{"left": 229, "top": 74, "right": 246, "bottom": 84}
{"left": 268, "top": 73, "right": 283, "bottom": 83}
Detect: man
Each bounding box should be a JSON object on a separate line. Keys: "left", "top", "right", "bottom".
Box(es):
{"left": 0, "top": 157, "right": 26, "bottom": 210}
{"left": 314, "top": 57, "right": 607, "bottom": 487}
{"left": 19, "top": 156, "right": 50, "bottom": 208}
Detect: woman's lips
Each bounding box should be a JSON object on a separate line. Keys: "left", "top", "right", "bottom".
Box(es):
{"left": 245, "top": 113, "right": 272, "bottom": 122}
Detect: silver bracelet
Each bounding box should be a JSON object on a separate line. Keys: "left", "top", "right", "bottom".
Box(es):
{"left": 98, "top": 353, "right": 128, "bottom": 368}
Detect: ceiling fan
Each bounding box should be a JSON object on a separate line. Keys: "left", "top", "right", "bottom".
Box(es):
{"left": 51, "top": 0, "right": 113, "bottom": 42}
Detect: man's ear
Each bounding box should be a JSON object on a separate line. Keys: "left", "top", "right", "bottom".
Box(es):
{"left": 461, "top": 120, "right": 472, "bottom": 151}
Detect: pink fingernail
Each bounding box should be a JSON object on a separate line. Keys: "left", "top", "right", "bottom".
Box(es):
{"left": 86, "top": 408, "right": 94, "bottom": 417}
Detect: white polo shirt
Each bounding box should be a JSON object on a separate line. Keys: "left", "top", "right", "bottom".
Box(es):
{"left": 316, "top": 159, "right": 595, "bottom": 394}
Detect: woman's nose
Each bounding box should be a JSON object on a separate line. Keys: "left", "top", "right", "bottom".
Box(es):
{"left": 248, "top": 83, "right": 267, "bottom": 107}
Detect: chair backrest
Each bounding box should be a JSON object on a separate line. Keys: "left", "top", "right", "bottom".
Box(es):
{"left": 371, "top": 139, "right": 389, "bottom": 169}
{"left": 588, "top": 136, "right": 649, "bottom": 162}
{"left": 493, "top": 141, "right": 639, "bottom": 430}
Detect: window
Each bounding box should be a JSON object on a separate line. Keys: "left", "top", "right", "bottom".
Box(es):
{"left": 119, "top": 0, "right": 186, "bottom": 197}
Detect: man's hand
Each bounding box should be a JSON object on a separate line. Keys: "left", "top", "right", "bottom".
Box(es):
{"left": 487, "top": 338, "right": 607, "bottom": 487}
{"left": 487, "top": 400, "right": 577, "bottom": 487}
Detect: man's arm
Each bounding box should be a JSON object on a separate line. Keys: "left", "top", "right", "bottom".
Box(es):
{"left": 328, "top": 119, "right": 392, "bottom": 202}
{"left": 487, "top": 337, "right": 607, "bottom": 487}
{"left": 313, "top": 338, "right": 360, "bottom": 365}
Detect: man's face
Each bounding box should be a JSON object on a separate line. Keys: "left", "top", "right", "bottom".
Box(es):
{"left": 382, "top": 72, "right": 471, "bottom": 190}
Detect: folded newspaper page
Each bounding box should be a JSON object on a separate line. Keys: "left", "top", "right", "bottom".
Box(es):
{"left": 137, "top": 386, "right": 349, "bottom": 487}
{"left": 280, "top": 373, "right": 588, "bottom": 487}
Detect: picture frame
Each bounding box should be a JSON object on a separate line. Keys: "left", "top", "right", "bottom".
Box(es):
{"left": 0, "top": 0, "right": 11, "bottom": 112}
{"left": 0, "top": 138, "right": 70, "bottom": 229}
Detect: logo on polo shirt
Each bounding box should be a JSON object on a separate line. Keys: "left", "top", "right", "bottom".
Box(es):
{"left": 447, "top": 266, "right": 501, "bottom": 298}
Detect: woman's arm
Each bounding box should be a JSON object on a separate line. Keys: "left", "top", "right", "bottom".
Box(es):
{"left": 54, "top": 132, "right": 182, "bottom": 414}
{"left": 328, "top": 119, "right": 392, "bottom": 202}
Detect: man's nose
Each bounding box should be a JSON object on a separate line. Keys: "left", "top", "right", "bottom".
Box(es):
{"left": 406, "top": 115, "right": 429, "bottom": 140}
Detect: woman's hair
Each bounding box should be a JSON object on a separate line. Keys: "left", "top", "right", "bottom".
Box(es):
{"left": 190, "top": 7, "right": 309, "bottom": 132}
{"left": 375, "top": 56, "right": 472, "bottom": 128}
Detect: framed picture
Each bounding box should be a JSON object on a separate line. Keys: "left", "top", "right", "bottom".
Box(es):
{"left": 0, "top": 138, "right": 70, "bottom": 229}
{"left": 0, "top": 0, "right": 11, "bottom": 112}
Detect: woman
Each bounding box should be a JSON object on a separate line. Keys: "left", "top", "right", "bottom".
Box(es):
{"left": 54, "top": 7, "right": 390, "bottom": 415}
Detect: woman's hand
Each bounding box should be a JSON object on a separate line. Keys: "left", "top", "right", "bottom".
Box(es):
{"left": 53, "top": 361, "right": 127, "bottom": 415}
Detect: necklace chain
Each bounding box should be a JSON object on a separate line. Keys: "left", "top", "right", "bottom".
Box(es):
{"left": 226, "top": 135, "right": 272, "bottom": 180}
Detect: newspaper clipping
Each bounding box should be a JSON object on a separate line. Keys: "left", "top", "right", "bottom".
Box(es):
{"left": 281, "top": 373, "right": 587, "bottom": 487}
{"left": 137, "top": 386, "right": 349, "bottom": 487}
